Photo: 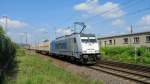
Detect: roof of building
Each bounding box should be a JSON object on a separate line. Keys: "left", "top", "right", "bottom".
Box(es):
{"left": 98, "top": 31, "right": 150, "bottom": 40}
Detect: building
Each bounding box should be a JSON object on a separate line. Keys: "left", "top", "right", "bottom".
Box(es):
{"left": 98, "top": 31, "right": 150, "bottom": 47}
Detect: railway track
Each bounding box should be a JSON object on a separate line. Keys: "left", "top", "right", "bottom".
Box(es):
{"left": 35, "top": 51, "right": 150, "bottom": 83}
{"left": 88, "top": 61, "right": 150, "bottom": 84}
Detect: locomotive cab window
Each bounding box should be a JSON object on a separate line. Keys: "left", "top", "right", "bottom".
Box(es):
{"left": 81, "top": 39, "right": 88, "bottom": 43}
{"left": 89, "top": 39, "right": 96, "bottom": 43}
{"left": 81, "top": 37, "right": 97, "bottom": 43}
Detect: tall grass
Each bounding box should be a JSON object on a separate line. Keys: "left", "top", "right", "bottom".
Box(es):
{"left": 101, "top": 46, "right": 150, "bottom": 65}
{"left": 5, "top": 49, "right": 102, "bottom": 84}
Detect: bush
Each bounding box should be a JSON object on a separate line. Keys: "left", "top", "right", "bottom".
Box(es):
{"left": 0, "top": 26, "right": 16, "bottom": 68}
{"left": 101, "top": 46, "right": 135, "bottom": 56}
{"left": 100, "top": 46, "right": 150, "bottom": 65}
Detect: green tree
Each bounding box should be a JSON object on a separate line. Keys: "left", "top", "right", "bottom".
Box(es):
{"left": 0, "top": 26, "right": 5, "bottom": 35}
{"left": 0, "top": 26, "right": 16, "bottom": 67}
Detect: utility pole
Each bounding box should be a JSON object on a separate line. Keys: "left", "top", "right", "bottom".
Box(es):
{"left": 3, "top": 16, "right": 8, "bottom": 33}
{"left": 20, "top": 35, "right": 23, "bottom": 44}
{"left": 54, "top": 27, "right": 57, "bottom": 38}
{"left": 45, "top": 31, "right": 49, "bottom": 40}
{"left": 25, "top": 32, "right": 28, "bottom": 45}
{"left": 74, "top": 23, "right": 76, "bottom": 34}
{"left": 24, "top": 32, "right": 28, "bottom": 49}
{"left": 130, "top": 25, "right": 133, "bottom": 34}
{"left": 129, "top": 25, "right": 133, "bottom": 45}
{"left": 130, "top": 25, "right": 137, "bottom": 63}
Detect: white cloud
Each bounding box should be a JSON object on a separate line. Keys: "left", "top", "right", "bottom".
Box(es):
{"left": 18, "top": 32, "right": 26, "bottom": 36}
{"left": 37, "top": 28, "right": 47, "bottom": 32}
{"left": 126, "top": 26, "right": 132, "bottom": 32}
{"left": 74, "top": 0, "right": 125, "bottom": 19}
{"left": 0, "top": 18, "right": 28, "bottom": 29}
{"left": 56, "top": 28, "right": 73, "bottom": 36}
{"left": 138, "top": 14, "right": 150, "bottom": 30}
{"left": 6, "top": 31, "right": 12, "bottom": 36}
{"left": 112, "top": 19, "right": 125, "bottom": 27}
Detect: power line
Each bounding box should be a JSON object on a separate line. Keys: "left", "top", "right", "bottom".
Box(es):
{"left": 80, "top": 6, "right": 150, "bottom": 35}
{"left": 25, "top": 32, "right": 28, "bottom": 45}
{"left": 100, "top": 0, "right": 139, "bottom": 16}
{"left": 64, "top": 0, "right": 140, "bottom": 32}
{"left": 126, "top": 7, "right": 150, "bottom": 16}
{"left": 83, "top": 0, "right": 141, "bottom": 23}
{"left": 66, "top": 0, "right": 134, "bottom": 24}
{"left": 2, "top": 16, "right": 8, "bottom": 33}
{"left": 90, "top": 6, "right": 150, "bottom": 26}
{"left": 110, "top": 7, "right": 150, "bottom": 22}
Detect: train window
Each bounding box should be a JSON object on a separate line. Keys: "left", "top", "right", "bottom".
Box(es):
{"left": 89, "top": 39, "right": 96, "bottom": 43}
{"left": 123, "top": 38, "right": 128, "bottom": 44}
{"left": 81, "top": 39, "right": 96, "bottom": 43}
{"left": 146, "top": 36, "right": 150, "bottom": 43}
{"left": 61, "top": 42, "right": 67, "bottom": 49}
{"left": 55, "top": 43, "right": 60, "bottom": 49}
{"left": 81, "top": 39, "right": 88, "bottom": 43}
{"left": 56, "top": 42, "right": 67, "bottom": 49}
{"left": 74, "top": 38, "right": 76, "bottom": 43}
{"left": 109, "top": 40, "right": 112, "bottom": 45}
{"left": 133, "top": 37, "right": 140, "bottom": 44}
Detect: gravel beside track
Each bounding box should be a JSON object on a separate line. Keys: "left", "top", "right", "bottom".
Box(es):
{"left": 36, "top": 52, "right": 141, "bottom": 84}
{"left": 89, "top": 64, "right": 150, "bottom": 84}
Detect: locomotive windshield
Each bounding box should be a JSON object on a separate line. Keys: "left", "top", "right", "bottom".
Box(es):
{"left": 81, "top": 39, "right": 96, "bottom": 43}
{"left": 81, "top": 37, "right": 97, "bottom": 43}
{"left": 80, "top": 34, "right": 97, "bottom": 43}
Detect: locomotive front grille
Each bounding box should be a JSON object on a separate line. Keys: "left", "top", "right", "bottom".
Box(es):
{"left": 82, "top": 54, "right": 97, "bottom": 64}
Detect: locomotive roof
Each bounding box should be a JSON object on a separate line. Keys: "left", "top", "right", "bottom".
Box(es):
{"left": 80, "top": 33, "right": 95, "bottom": 37}
{"left": 56, "top": 33, "right": 95, "bottom": 39}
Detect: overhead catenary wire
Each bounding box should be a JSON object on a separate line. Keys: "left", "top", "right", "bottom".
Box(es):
{"left": 83, "top": 4, "right": 150, "bottom": 37}
{"left": 80, "top": 6, "right": 150, "bottom": 36}
{"left": 54, "top": 0, "right": 140, "bottom": 35}
{"left": 82, "top": 0, "right": 142, "bottom": 23}
{"left": 66, "top": 0, "right": 140, "bottom": 33}
{"left": 55, "top": 0, "right": 149, "bottom": 37}
{"left": 100, "top": 7, "right": 150, "bottom": 24}
{"left": 101, "top": 0, "right": 141, "bottom": 15}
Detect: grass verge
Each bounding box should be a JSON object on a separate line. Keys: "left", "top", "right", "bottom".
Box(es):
{"left": 101, "top": 46, "right": 150, "bottom": 66}
{"left": 5, "top": 49, "right": 102, "bottom": 84}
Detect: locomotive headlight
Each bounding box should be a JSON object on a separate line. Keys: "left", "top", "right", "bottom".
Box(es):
{"left": 83, "top": 51, "right": 87, "bottom": 53}
{"left": 83, "top": 55, "right": 88, "bottom": 59}
{"left": 95, "top": 50, "right": 99, "bottom": 53}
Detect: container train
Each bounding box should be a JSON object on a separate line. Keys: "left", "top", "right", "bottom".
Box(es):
{"left": 30, "top": 22, "right": 101, "bottom": 64}
{"left": 35, "top": 40, "right": 50, "bottom": 54}
{"left": 30, "top": 33, "right": 100, "bottom": 64}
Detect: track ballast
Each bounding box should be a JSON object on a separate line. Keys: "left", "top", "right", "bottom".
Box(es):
{"left": 88, "top": 60, "right": 150, "bottom": 84}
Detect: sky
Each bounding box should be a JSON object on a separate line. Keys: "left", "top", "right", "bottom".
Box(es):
{"left": 0, "top": 0, "right": 150, "bottom": 44}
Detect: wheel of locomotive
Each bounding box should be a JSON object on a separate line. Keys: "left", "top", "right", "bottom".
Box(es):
{"left": 79, "top": 56, "right": 85, "bottom": 64}
{"left": 70, "top": 56, "right": 76, "bottom": 64}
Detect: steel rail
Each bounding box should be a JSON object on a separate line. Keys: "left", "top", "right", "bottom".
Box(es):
{"left": 88, "top": 63, "right": 150, "bottom": 84}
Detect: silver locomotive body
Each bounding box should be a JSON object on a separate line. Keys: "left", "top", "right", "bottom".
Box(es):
{"left": 50, "top": 33, "right": 100, "bottom": 64}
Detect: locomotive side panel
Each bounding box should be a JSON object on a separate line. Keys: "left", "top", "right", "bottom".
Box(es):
{"left": 52, "top": 35, "right": 80, "bottom": 58}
